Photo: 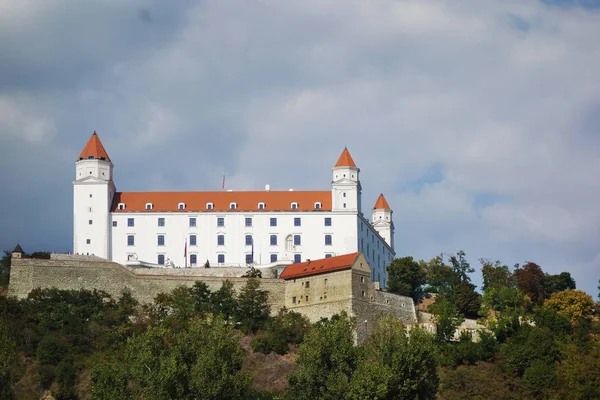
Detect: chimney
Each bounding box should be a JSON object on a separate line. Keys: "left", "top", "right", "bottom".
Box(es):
{"left": 265, "top": 184, "right": 271, "bottom": 191}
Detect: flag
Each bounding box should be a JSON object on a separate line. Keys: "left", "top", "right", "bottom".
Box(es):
{"left": 222, "top": 174, "right": 225, "bottom": 189}
{"left": 251, "top": 239, "right": 254, "bottom": 264}
{"left": 184, "top": 238, "right": 187, "bottom": 268}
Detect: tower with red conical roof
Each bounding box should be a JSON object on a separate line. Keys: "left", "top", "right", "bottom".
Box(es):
{"left": 331, "top": 147, "right": 362, "bottom": 213}
{"left": 73, "top": 131, "right": 115, "bottom": 259}
{"left": 372, "top": 193, "right": 394, "bottom": 248}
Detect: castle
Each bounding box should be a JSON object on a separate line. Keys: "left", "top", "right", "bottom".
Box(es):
{"left": 74, "top": 132, "right": 395, "bottom": 288}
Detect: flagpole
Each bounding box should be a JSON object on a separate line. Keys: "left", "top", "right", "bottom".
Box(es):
{"left": 184, "top": 238, "right": 187, "bottom": 268}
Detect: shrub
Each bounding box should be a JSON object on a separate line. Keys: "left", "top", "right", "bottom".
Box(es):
{"left": 36, "top": 335, "right": 66, "bottom": 365}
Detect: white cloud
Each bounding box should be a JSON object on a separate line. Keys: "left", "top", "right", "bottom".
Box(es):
{"left": 0, "top": 96, "right": 56, "bottom": 143}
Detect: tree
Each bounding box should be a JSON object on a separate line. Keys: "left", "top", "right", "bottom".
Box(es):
{"left": 480, "top": 259, "right": 513, "bottom": 292}
{"left": 543, "top": 289, "right": 594, "bottom": 325}
{"left": 349, "top": 317, "right": 439, "bottom": 400}
{"left": 514, "top": 262, "right": 545, "bottom": 309}
{"left": 387, "top": 256, "right": 426, "bottom": 301}
{"left": 449, "top": 250, "right": 474, "bottom": 283}
{"left": 91, "top": 362, "right": 129, "bottom": 400}
{"left": 288, "top": 313, "right": 357, "bottom": 400}
{"left": 0, "top": 318, "right": 18, "bottom": 400}
{"left": 190, "top": 281, "right": 212, "bottom": 316}
{"left": 235, "top": 278, "right": 270, "bottom": 333}
{"left": 543, "top": 272, "right": 576, "bottom": 297}
{"left": 241, "top": 266, "right": 262, "bottom": 278}
{"left": 422, "top": 255, "right": 458, "bottom": 295}
{"left": 210, "top": 280, "right": 237, "bottom": 322}
{"left": 556, "top": 342, "right": 600, "bottom": 399}
{"left": 451, "top": 281, "right": 481, "bottom": 319}
{"left": 251, "top": 308, "right": 311, "bottom": 355}
{"left": 429, "top": 297, "right": 463, "bottom": 342}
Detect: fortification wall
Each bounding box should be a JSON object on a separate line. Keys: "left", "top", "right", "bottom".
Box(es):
{"left": 8, "top": 258, "right": 285, "bottom": 307}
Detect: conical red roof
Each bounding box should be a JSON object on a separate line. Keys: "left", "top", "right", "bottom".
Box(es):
{"left": 374, "top": 194, "right": 391, "bottom": 210}
{"left": 78, "top": 131, "right": 110, "bottom": 161}
{"left": 334, "top": 147, "right": 357, "bottom": 168}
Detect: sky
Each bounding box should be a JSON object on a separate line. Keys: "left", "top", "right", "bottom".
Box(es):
{"left": 0, "top": 0, "right": 599, "bottom": 299}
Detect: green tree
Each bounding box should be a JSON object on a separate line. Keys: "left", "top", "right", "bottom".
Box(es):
{"left": 0, "top": 318, "right": 18, "bottom": 400}
{"left": 91, "top": 362, "right": 129, "bottom": 400}
{"left": 252, "top": 308, "right": 310, "bottom": 355}
{"left": 288, "top": 313, "right": 357, "bottom": 400}
{"left": 429, "top": 297, "right": 463, "bottom": 342}
{"left": 423, "top": 255, "right": 458, "bottom": 295}
{"left": 449, "top": 250, "right": 474, "bottom": 283}
{"left": 241, "top": 266, "right": 262, "bottom": 278}
{"left": 480, "top": 259, "right": 513, "bottom": 291}
{"left": 210, "top": 280, "right": 238, "bottom": 322}
{"left": 235, "top": 278, "right": 270, "bottom": 333}
{"left": 451, "top": 281, "right": 481, "bottom": 319}
{"left": 190, "top": 281, "right": 212, "bottom": 316}
{"left": 0, "top": 251, "right": 10, "bottom": 287}
{"left": 556, "top": 342, "right": 600, "bottom": 399}
{"left": 386, "top": 256, "right": 426, "bottom": 301}
{"left": 349, "top": 317, "right": 439, "bottom": 400}
{"left": 543, "top": 272, "right": 576, "bottom": 297}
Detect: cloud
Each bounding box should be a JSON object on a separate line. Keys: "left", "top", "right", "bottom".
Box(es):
{"left": 0, "top": 0, "right": 598, "bottom": 298}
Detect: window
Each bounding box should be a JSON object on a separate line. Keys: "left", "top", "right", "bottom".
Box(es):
{"left": 305, "top": 295, "right": 309, "bottom": 302}
{"left": 217, "top": 235, "right": 225, "bottom": 246}
{"left": 361, "top": 238, "right": 364, "bottom": 251}
{"left": 190, "top": 254, "right": 197, "bottom": 265}
{"left": 112, "top": 221, "right": 117, "bottom": 227}
{"left": 286, "top": 235, "right": 293, "bottom": 251}
{"left": 324, "top": 217, "right": 332, "bottom": 226}
{"left": 158, "top": 217, "right": 165, "bottom": 227}
{"left": 270, "top": 217, "right": 277, "bottom": 227}
{"left": 325, "top": 254, "right": 332, "bottom": 258}
{"left": 245, "top": 254, "right": 253, "bottom": 264}
{"left": 291, "top": 202, "right": 298, "bottom": 209}
{"left": 145, "top": 203, "right": 152, "bottom": 210}
{"left": 89, "top": 207, "right": 92, "bottom": 212}
{"left": 294, "top": 235, "right": 301, "bottom": 246}
{"left": 292, "top": 296, "right": 297, "bottom": 304}
{"left": 158, "top": 255, "right": 165, "bottom": 265}
{"left": 217, "top": 217, "right": 225, "bottom": 227}
{"left": 270, "top": 235, "right": 277, "bottom": 245}
{"left": 206, "top": 202, "right": 213, "bottom": 210}
{"left": 343, "top": 203, "right": 346, "bottom": 208}
{"left": 314, "top": 202, "right": 322, "bottom": 209}
{"left": 178, "top": 203, "right": 185, "bottom": 210}
{"left": 189, "top": 217, "right": 196, "bottom": 227}
{"left": 157, "top": 235, "right": 165, "bottom": 246}
{"left": 305, "top": 281, "right": 310, "bottom": 288}
{"left": 258, "top": 202, "right": 265, "bottom": 209}
{"left": 118, "top": 203, "right": 125, "bottom": 210}
{"left": 361, "top": 291, "right": 365, "bottom": 297}
{"left": 190, "top": 235, "right": 197, "bottom": 246}
{"left": 127, "top": 218, "right": 134, "bottom": 227}
{"left": 245, "top": 217, "right": 252, "bottom": 227}
{"left": 294, "top": 254, "right": 301, "bottom": 263}
{"left": 325, "top": 234, "right": 332, "bottom": 245}
{"left": 360, "top": 276, "right": 364, "bottom": 283}
{"left": 245, "top": 235, "right": 253, "bottom": 246}
{"left": 89, "top": 194, "right": 92, "bottom": 198}
{"left": 86, "top": 239, "right": 91, "bottom": 244}
{"left": 218, "top": 254, "right": 225, "bottom": 264}
{"left": 127, "top": 235, "right": 134, "bottom": 246}
{"left": 229, "top": 202, "right": 237, "bottom": 210}
{"left": 270, "top": 254, "right": 278, "bottom": 262}
{"left": 294, "top": 217, "right": 301, "bottom": 227}
{"left": 89, "top": 220, "right": 93, "bottom": 225}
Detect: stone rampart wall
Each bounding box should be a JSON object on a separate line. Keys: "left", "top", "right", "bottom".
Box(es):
{"left": 9, "top": 258, "right": 285, "bottom": 307}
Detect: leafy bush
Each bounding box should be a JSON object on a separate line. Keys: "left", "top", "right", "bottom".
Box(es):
{"left": 36, "top": 335, "right": 66, "bottom": 365}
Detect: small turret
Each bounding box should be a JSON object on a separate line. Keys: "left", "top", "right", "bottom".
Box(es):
{"left": 372, "top": 194, "right": 394, "bottom": 248}
{"left": 12, "top": 244, "right": 24, "bottom": 259}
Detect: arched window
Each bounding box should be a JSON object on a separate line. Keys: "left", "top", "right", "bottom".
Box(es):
{"left": 285, "top": 235, "right": 293, "bottom": 251}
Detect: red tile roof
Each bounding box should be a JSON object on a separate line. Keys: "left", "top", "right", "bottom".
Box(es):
{"left": 373, "top": 194, "right": 391, "bottom": 210}
{"left": 111, "top": 190, "right": 332, "bottom": 212}
{"left": 78, "top": 132, "right": 111, "bottom": 161}
{"left": 334, "top": 147, "right": 357, "bottom": 168}
{"left": 280, "top": 252, "right": 360, "bottom": 280}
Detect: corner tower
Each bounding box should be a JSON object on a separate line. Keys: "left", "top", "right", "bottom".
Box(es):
{"left": 372, "top": 194, "right": 394, "bottom": 249}
{"left": 332, "top": 147, "right": 362, "bottom": 213}
{"left": 73, "top": 132, "right": 115, "bottom": 259}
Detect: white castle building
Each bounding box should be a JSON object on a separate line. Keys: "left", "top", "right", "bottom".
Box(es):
{"left": 73, "top": 132, "right": 395, "bottom": 287}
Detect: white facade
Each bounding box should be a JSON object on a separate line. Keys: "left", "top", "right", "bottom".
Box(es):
{"left": 73, "top": 135, "right": 395, "bottom": 287}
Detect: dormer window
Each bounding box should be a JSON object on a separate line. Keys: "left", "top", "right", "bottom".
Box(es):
{"left": 314, "top": 202, "right": 322, "bottom": 209}
{"left": 230, "top": 202, "right": 237, "bottom": 210}
{"left": 291, "top": 202, "right": 298, "bottom": 210}
{"left": 178, "top": 203, "right": 186, "bottom": 210}
{"left": 145, "top": 203, "right": 153, "bottom": 210}
{"left": 118, "top": 203, "right": 126, "bottom": 210}
{"left": 206, "top": 202, "right": 214, "bottom": 210}
{"left": 258, "top": 202, "right": 265, "bottom": 210}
